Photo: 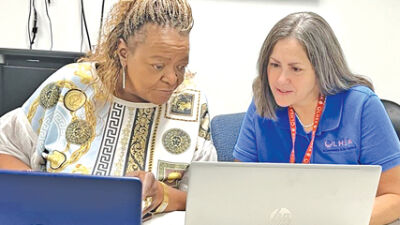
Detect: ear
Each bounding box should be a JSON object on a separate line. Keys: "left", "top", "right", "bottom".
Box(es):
{"left": 117, "top": 38, "right": 129, "bottom": 67}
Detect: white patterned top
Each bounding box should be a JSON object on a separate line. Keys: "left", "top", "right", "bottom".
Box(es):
{"left": 0, "top": 62, "right": 217, "bottom": 190}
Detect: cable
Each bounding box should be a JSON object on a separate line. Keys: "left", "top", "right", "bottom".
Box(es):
{"left": 98, "top": 0, "right": 106, "bottom": 43}
{"left": 27, "top": 0, "right": 32, "bottom": 48}
{"left": 30, "top": 0, "right": 38, "bottom": 50}
{"left": 81, "top": 0, "right": 92, "bottom": 51}
{"left": 80, "top": 4, "right": 84, "bottom": 52}
{"left": 45, "top": 0, "right": 53, "bottom": 50}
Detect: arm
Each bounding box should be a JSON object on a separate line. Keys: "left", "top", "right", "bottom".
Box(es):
{"left": 0, "top": 154, "right": 31, "bottom": 170}
{"left": 370, "top": 165, "right": 400, "bottom": 225}
{"left": 126, "top": 171, "right": 187, "bottom": 215}
{"left": 0, "top": 108, "right": 38, "bottom": 170}
{"left": 357, "top": 94, "right": 400, "bottom": 224}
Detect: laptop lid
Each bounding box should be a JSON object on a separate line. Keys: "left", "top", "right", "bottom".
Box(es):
{"left": 0, "top": 170, "right": 142, "bottom": 225}
{"left": 186, "top": 162, "right": 381, "bottom": 225}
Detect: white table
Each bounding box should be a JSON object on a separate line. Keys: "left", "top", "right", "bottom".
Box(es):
{"left": 143, "top": 212, "right": 400, "bottom": 225}
{"left": 143, "top": 211, "right": 185, "bottom": 225}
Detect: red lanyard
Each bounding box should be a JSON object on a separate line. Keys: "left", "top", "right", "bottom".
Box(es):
{"left": 288, "top": 95, "right": 326, "bottom": 163}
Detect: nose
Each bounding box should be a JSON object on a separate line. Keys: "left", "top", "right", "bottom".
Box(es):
{"left": 276, "top": 69, "right": 290, "bottom": 85}
{"left": 161, "top": 69, "right": 178, "bottom": 86}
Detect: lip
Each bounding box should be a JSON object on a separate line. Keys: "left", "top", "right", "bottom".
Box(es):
{"left": 158, "top": 89, "right": 174, "bottom": 92}
{"left": 158, "top": 89, "right": 175, "bottom": 94}
{"left": 275, "top": 87, "right": 293, "bottom": 95}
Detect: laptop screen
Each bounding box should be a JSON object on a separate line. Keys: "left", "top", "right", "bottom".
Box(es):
{"left": 0, "top": 170, "right": 142, "bottom": 225}
{"left": 186, "top": 162, "right": 381, "bottom": 225}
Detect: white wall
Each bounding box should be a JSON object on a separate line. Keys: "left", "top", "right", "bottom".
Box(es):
{"left": 1, "top": 0, "right": 399, "bottom": 117}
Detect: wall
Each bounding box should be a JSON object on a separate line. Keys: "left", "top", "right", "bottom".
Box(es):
{"left": 0, "top": 0, "right": 399, "bottom": 116}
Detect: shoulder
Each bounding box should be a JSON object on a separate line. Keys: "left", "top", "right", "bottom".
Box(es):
{"left": 338, "top": 85, "right": 386, "bottom": 122}
{"left": 340, "top": 85, "right": 378, "bottom": 107}
{"left": 343, "top": 85, "right": 376, "bottom": 99}
{"left": 55, "top": 62, "right": 97, "bottom": 88}
{"left": 29, "top": 62, "right": 97, "bottom": 91}
{"left": 243, "top": 99, "right": 273, "bottom": 126}
{"left": 175, "top": 72, "right": 201, "bottom": 95}
{"left": 21, "top": 62, "right": 100, "bottom": 116}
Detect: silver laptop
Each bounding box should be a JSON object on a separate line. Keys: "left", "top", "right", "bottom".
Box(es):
{"left": 185, "top": 162, "right": 381, "bottom": 225}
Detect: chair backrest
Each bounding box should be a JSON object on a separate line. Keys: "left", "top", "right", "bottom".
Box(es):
{"left": 210, "top": 112, "right": 245, "bottom": 161}
{"left": 382, "top": 99, "right": 400, "bottom": 140}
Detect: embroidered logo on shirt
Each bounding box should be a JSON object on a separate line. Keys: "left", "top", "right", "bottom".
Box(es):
{"left": 323, "top": 138, "right": 355, "bottom": 152}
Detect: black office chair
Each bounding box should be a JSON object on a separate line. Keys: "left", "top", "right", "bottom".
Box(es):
{"left": 382, "top": 99, "right": 400, "bottom": 140}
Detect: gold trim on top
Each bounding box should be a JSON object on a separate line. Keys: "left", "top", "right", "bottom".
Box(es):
{"left": 125, "top": 108, "right": 156, "bottom": 174}
{"left": 27, "top": 98, "right": 41, "bottom": 123}
{"left": 148, "top": 105, "right": 162, "bottom": 172}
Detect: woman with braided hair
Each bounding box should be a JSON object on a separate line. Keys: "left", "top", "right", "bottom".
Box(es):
{"left": 0, "top": 0, "right": 216, "bottom": 221}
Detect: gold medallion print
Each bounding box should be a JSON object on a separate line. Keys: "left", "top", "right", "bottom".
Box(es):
{"left": 40, "top": 83, "right": 61, "bottom": 108}
{"left": 65, "top": 120, "right": 93, "bottom": 145}
{"left": 162, "top": 128, "right": 191, "bottom": 154}
{"left": 64, "top": 89, "right": 86, "bottom": 111}
{"left": 46, "top": 150, "right": 67, "bottom": 170}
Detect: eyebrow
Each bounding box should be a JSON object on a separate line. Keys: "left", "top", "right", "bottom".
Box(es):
{"left": 150, "top": 56, "right": 171, "bottom": 60}
{"left": 270, "top": 57, "right": 302, "bottom": 66}
{"left": 269, "top": 57, "right": 280, "bottom": 63}
{"left": 149, "top": 56, "right": 189, "bottom": 63}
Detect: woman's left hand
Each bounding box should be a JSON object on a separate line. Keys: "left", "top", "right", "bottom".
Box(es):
{"left": 126, "top": 171, "right": 163, "bottom": 216}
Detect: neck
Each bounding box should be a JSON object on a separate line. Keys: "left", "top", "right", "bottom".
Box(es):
{"left": 291, "top": 96, "right": 320, "bottom": 128}
{"left": 115, "top": 81, "right": 147, "bottom": 103}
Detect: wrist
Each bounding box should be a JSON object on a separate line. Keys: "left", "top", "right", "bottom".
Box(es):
{"left": 154, "top": 182, "right": 169, "bottom": 213}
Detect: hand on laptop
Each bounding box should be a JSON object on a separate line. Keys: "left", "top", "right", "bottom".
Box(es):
{"left": 126, "top": 171, "right": 164, "bottom": 216}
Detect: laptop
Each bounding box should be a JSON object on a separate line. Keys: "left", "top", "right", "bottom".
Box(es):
{"left": 0, "top": 170, "right": 142, "bottom": 225}
{"left": 185, "top": 162, "right": 381, "bottom": 225}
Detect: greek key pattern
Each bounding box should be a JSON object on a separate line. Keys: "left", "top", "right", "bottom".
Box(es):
{"left": 92, "top": 103, "right": 125, "bottom": 176}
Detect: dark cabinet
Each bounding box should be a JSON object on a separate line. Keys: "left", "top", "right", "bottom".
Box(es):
{"left": 0, "top": 48, "right": 83, "bottom": 116}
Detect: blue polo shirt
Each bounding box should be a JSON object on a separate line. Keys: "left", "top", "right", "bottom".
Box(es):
{"left": 233, "top": 86, "right": 400, "bottom": 172}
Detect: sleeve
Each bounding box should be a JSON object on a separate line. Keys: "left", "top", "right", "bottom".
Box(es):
{"left": 179, "top": 94, "right": 217, "bottom": 191}
{"left": 232, "top": 100, "right": 259, "bottom": 162}
{"left": 0, "top": 64, "right": 74, "bottom": 170}
{"left": 0, "top": 108, "right": 38, "bottom": 166}
{"left": 359, "top": 94, "right": 400, "bottom": 172}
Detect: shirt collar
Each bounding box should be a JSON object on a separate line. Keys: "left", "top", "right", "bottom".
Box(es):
{"left": 275, "top": 93, "right": 344, "bottom": 135}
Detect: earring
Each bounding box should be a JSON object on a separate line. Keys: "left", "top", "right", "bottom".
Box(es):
{"left": 122, "top": 67, "right": 126, "bottom": 89}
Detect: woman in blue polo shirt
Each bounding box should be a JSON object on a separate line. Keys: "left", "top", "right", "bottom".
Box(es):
{"left": 233, "top": 12, "right": 400, "bottom": 225}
